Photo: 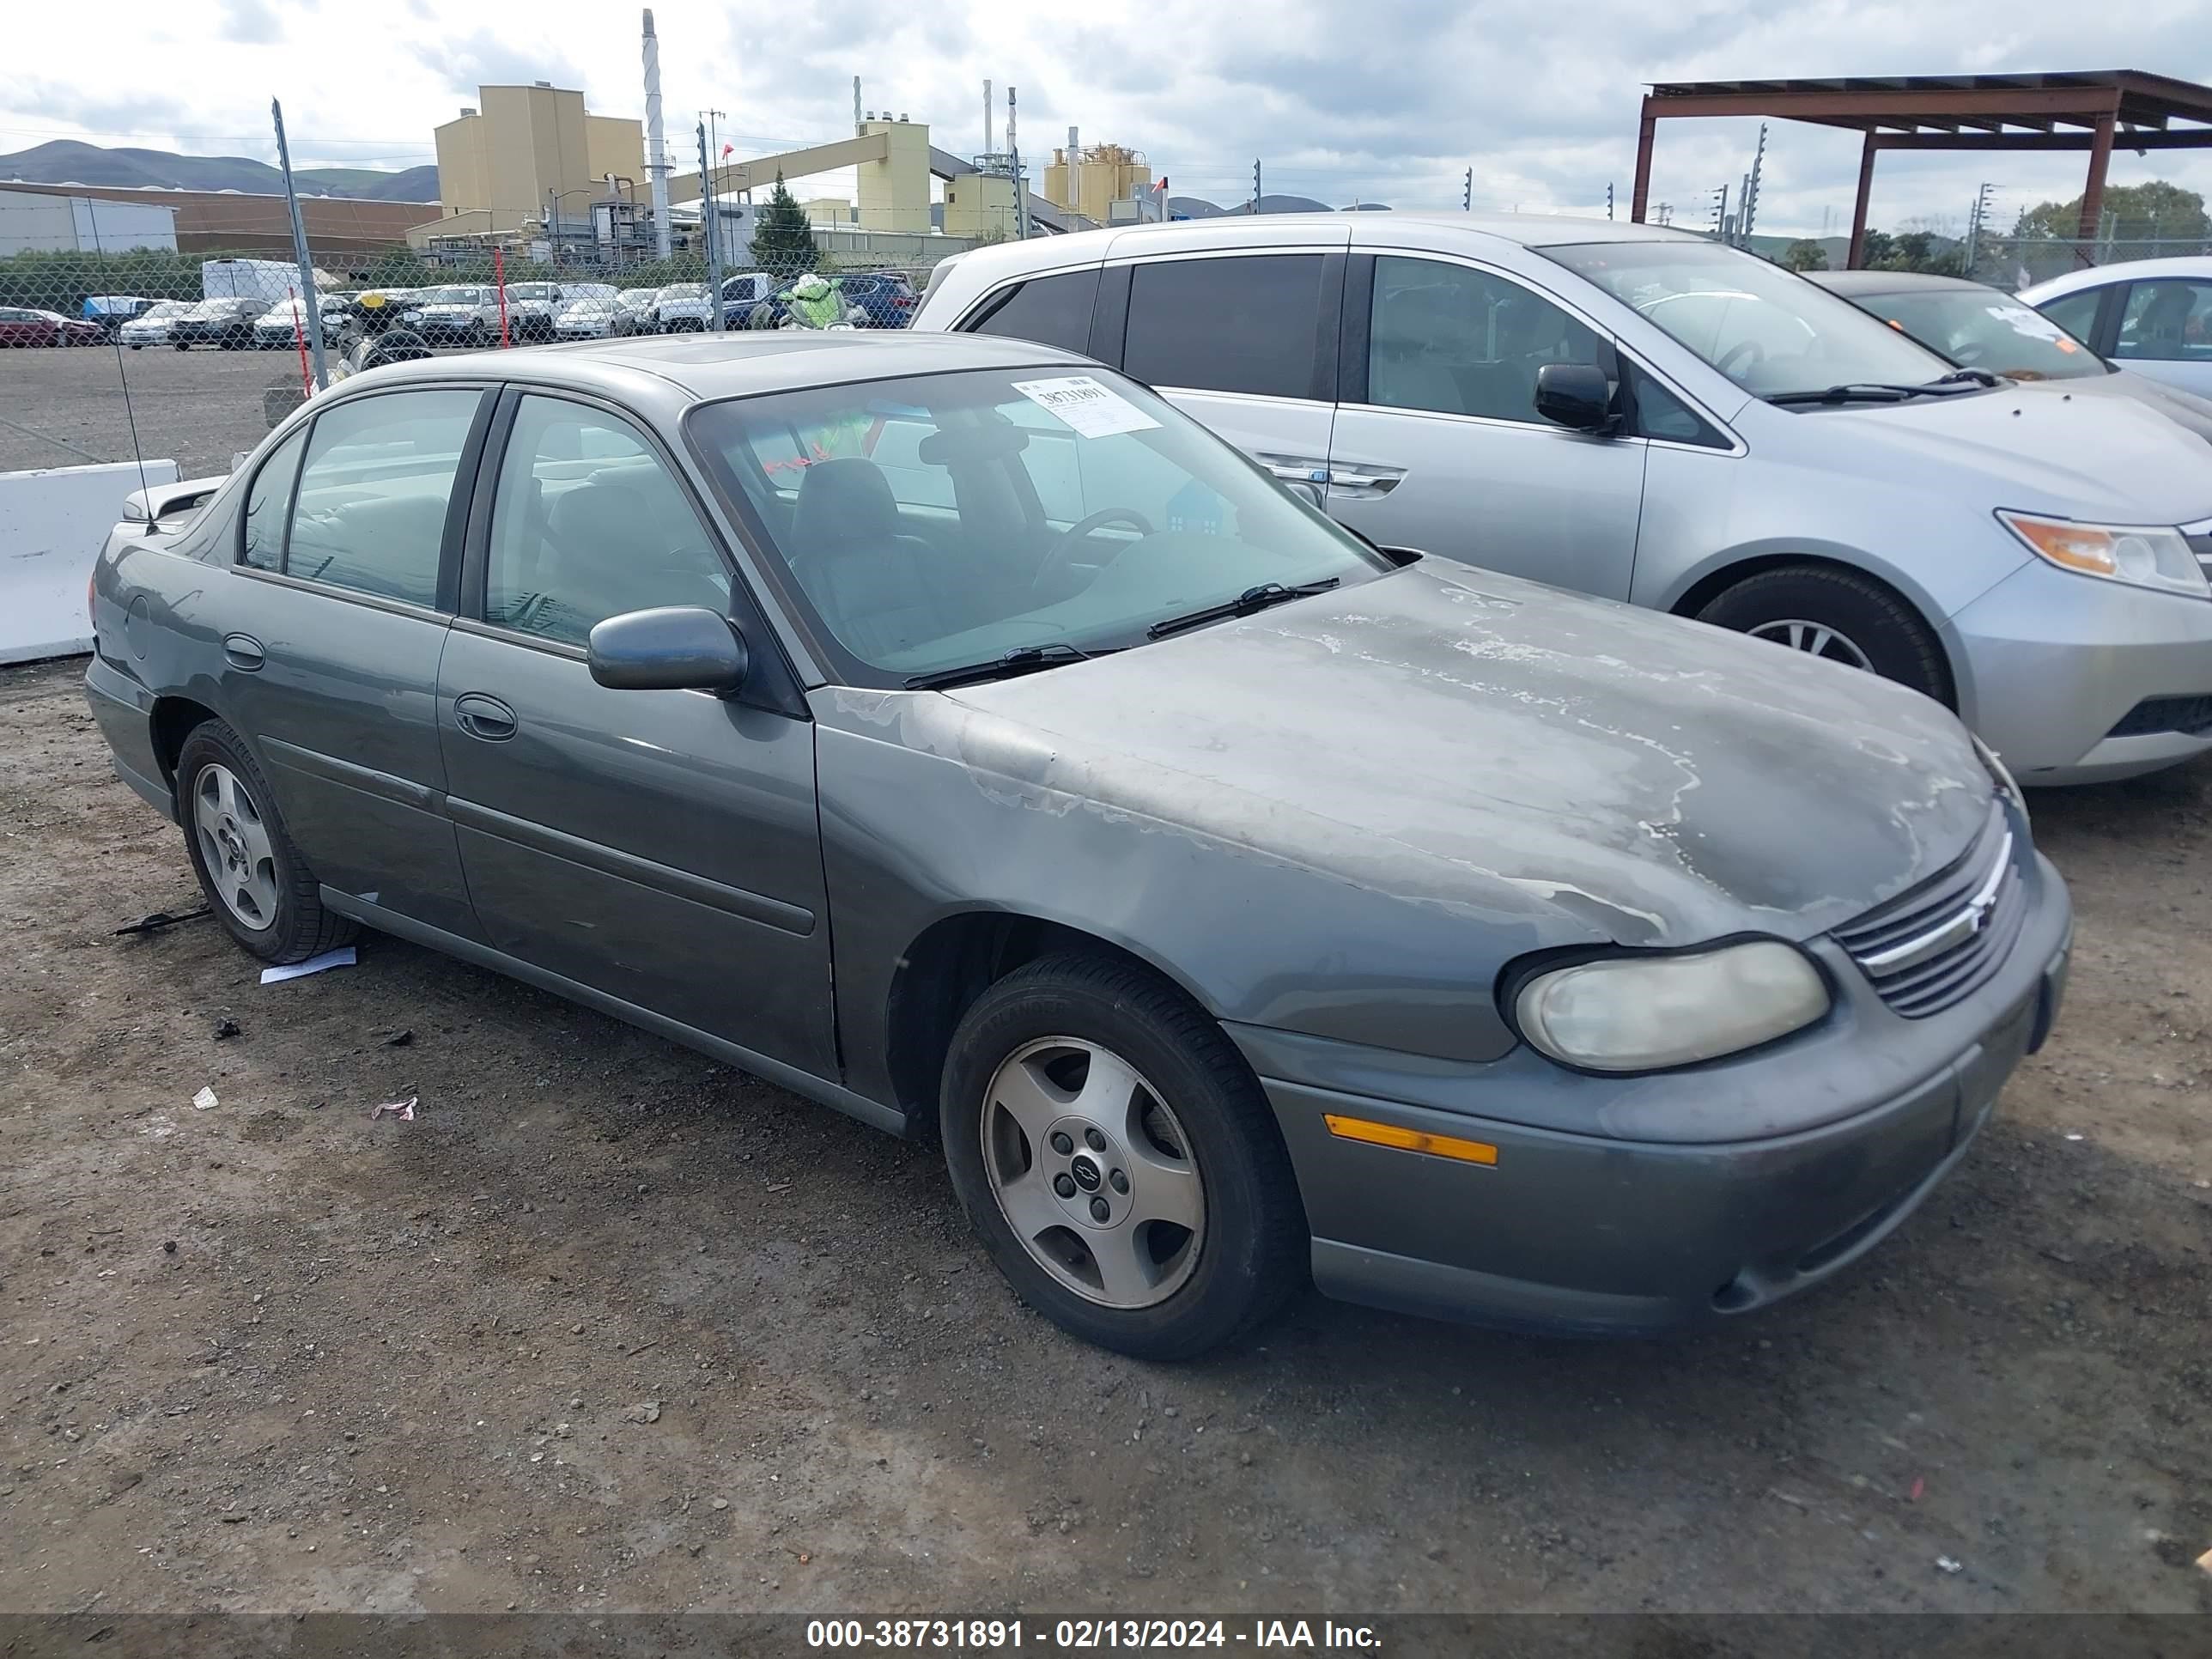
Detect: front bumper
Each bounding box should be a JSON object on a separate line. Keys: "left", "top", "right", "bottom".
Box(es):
{"left": 1946, "top": 559, "right": 2212, "bottom": 783}
{"left": 1237, "top": 845, "right": 2072, "bottom": 1338}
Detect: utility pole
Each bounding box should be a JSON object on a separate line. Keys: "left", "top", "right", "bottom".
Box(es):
{"left": 1711, "top": 183, "right": 1729, "bottom": 239}
{"left": 1462, "top": 168, "right": 1472, "bottom": 210}
{"left": 1740, "top": 122, "right": 1766, "bottom": 242}
{"left": 270, "top": 97, "right": 327, "bottom": 390}
{"left": 1606, "top": 181, "right": 1614, "bottom": 220}
{"left": 1252, "top": 159, "right": 1261, "bottom": 214}
{"left": 1008, "top": 85, "right": 1029, "bottom": 240}
{"left": 1965, "top": 180, "right": 1996, "bottom": 276}
{"left": 696, "top": 121, "right": 723, "bottom": 327}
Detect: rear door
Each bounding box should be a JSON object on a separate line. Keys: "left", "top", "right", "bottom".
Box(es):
{"left": 436, "top": 389, "right": 835, "bottom": 1074}
{"left": 1326, "top": 252, "right": 1647, "bottom": 598}
{"left": 2109, "top": 276, "right": 2212, "bottom": 397}
{"left": 1103, "top": 244, "right": 1345, "bottom": 496}
{"left": 218, "top": 384, "right": 492, "bottom": 939}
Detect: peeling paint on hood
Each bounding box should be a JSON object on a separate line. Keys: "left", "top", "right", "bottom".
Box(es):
{"left": 918, "top": 563, "right": 1992, "bottom": 948}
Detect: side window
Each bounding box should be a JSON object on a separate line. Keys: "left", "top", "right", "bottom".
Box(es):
{"left": 1624, "top": 363, "right": 1724, "bottom": 447}
{"left": 1122, "top": 255, "right": 1322, "bottom": 399}
{"left": 284, "top": 389, "right": 479, "bottom": 607}
{"left": 2035, "top": 288, "right": 2103, "bottom": 349}
{"left": 1368, "top": 256, "right": 1605, "bottom": 424}
{"left": 2113, "top": 280, "right": 2212, "bottom": 363}
{"left": 967, "top": 269, "right": 1102, "bottom": 354}
{"left": 240, "top": 426, "right": 307, "bottom": 569}
{"left": 484, "top": 395, "right": 730, "bottom": 647}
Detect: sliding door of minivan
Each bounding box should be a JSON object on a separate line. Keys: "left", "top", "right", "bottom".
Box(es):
{"left": 1107, "top": 244, "right": 1346, "bottom": 502}
{"left": 1328, "top": 254, "right": 1646, "bottom": 599}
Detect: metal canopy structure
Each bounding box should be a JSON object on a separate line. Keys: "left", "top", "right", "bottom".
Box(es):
{"left": 1627, "top": 71, "right": 2212, "bottom": 268}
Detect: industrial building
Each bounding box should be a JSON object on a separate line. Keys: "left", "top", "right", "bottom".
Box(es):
{"left": 1042, "top": 143, "right": 1151, "bottom": 223}
{"left": 0, "top": 179, "right": 437, "bottom": 258}
{"left": 426, "top": 82, "right": 647, "bottom": 243}
{"left": 0, "top": 186, "right": 177, "bottom": 256}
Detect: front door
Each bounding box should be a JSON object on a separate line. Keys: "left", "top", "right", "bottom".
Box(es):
{"left": 436, "top": 391, "right": 835, "bottom": 1075}
{"left": 1327, "top": 254, "right": 1647, "bottom": 599}
{"left": 2110, "top": 276, "right": 2212, "bottom": 398}
{"left": 221, "top": 385, "right": 489, "bottom": 939}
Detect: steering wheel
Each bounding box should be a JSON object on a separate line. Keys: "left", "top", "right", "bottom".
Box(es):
{"left": 1033, "top": 507, "right": 1155, "bottom": 595}
{"left": 1716, "top": 337, "right": 1765, "bottom": 379}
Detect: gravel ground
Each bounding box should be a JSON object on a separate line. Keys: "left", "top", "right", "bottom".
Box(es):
{"left": 2, "top": 648, "right": 2209, "bottom": 1620}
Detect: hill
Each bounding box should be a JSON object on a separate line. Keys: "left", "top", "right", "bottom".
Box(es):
{"left": 0, "top": 140, "right": 437, "bottom": 202}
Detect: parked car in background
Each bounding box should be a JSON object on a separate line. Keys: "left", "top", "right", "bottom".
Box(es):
{"left": 501, "top": 283, "right": 566, "bottom": 343}
{"left": 167, "top": 296, "right": 269, "bottom": 349}
{"left": 651, "top": 282, "right": 715, "bottom": 331}
{"left": 0, "top": 307, "right": 102, "bottom": 346}
{"left": 2021, "top": 258, "right": 2212, "bottom": 400}
{"left": 404, "top": 285, "right": 503, "bottom": 346}
{"left": 837, "top": 270, "right": 919, "bottom": 328}
{"left": 252, "top": 293, "right": 352, "bottom": 351}
{"left": 1813, "top": 269, "right": 2212, "bottom": 445}
{"left": 920, "top": 215, "right": 2212, "bottom": 784}
{"left": 118, "top": 299, "right": 196, "bottom": 349}
{"left": 350, "top": 288, "right": 422, "bottom": 335}
{"left": 84, "top": 331, "right": 2069, "bottom": 1358}
{"left": 721, "top": 271, "right": 778, "bottom": 329}
{"left": 553, "top": 295, "right": 625, "bottom": 340}
{"left": 82, "top": 295, "right": 158, "bottom": 337}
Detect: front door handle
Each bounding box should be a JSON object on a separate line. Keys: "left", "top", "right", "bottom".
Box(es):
{"left": 453, "top": 692, "right": 518, "bottom": 742}
{"left": 222, "top": 633, "right": 265, "bottom": 671}
{"left": 1326, "top": 464, "right": 1406, "bottom": 496}
{"left": 1255, "top": 453, "right": 1333, "bottom": 486}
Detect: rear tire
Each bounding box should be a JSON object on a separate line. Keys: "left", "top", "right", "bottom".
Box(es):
{"left": 175, "top": 720, "right": 358, "bottom": 965}
{"left": 1696, "top": 563, "right": 1950, "bottom": 705}
{"left": 940, "top": 953, "right": 1306, "bottom": 1360}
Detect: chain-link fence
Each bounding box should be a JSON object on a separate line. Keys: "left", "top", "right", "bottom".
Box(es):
{"left": 1961, "top": 234, "right": 2212, "bottom": 291}
{"left": 0, "top": 236, "right": 938, "bottom": 484}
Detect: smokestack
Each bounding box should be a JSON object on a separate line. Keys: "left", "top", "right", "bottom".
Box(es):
{"left": 641, "top": 9, "right": 671, "bottom": 258}
{"left": 984, "top": 80, "right": 993, "bottom": 154}
{"left": 854, "top": 76, "right": 862, "bottom": 134}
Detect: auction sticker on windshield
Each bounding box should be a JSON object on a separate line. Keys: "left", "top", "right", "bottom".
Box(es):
{"left": 1012, "top": 375, "right": 1162, "bottom": 438}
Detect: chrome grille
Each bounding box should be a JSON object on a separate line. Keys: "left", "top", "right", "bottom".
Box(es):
{"left": 1833, "top": 804, "right": 2025, "bottom": 1018}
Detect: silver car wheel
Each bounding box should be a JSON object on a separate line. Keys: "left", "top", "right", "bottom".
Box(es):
{"left": 1747, "top": 617, "right": 1875, "bottom": 672}
{"left": 980, "top": 1036, "right": 1206, "bottom": 1310}
{"left": 192, "top": 763, "right": 281, "bottom": 932}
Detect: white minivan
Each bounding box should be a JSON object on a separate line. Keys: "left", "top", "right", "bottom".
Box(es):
{"left": 915, "top": 215, "right": 2212, "bottom": 784}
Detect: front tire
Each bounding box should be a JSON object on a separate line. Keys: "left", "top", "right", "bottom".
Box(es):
{"left": 175, "top": 721, "right": 358, "bottom": 965}
{"left": 1696, "top": 563, "right": 1950, "bottom": 704}
{"left": 940, "top": 954, "right": 1306, "bottom": 1359}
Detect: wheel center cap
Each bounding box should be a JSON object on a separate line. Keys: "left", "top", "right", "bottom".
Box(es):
{"left": 1070, "top": 1155, "right": 1103, "bottom": 1192}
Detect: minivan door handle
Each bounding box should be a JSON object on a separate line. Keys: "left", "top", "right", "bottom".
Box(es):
{"left": 453, "top": 692, "right": 518, "bottom": 742}
{"left": 1326, "top": 464, "right": 1406, "bottom": 497}
{"left": 222, "top": 633, "right": 265, "bottom": 671}
{"left": 1256, "top": 453, "right": 1333, "bottom": 486}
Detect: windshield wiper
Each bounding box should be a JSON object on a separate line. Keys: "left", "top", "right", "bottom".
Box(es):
{"left": 1146, "top": 578, "right": 1341, "bottom": 641}
{"left": 1769, "top": 375, "right": 1993, "bottom": 406}
{"left": 905, "top": 642, "right": 1101, "bottom": 691}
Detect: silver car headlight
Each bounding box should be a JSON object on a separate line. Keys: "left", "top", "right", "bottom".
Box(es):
{"left": 1996, "top": 510, "right": 2209, "bottom": 599}
{"left": 1512, "top": 940, "right": 1830, "bottom": 1073}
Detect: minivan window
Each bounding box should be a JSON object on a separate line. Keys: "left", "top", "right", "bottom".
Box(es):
{"left": 1121, "top": 255, "right": 1323, "bottom": 400}
{"left": 2113, "top": 279, "right": 2212, "bottom": 365}
{"left": 969, "top": 269, "right": 1102, "bottom": 354}
{"left": 283, "top": 390, "right": 480, "bottom": 608}
{"left": 1367, "top": 256, "right": 1606, "bottom": 423}
{"left": 2034, "top": 288, "right": 2104, "bottom": 346}
{"left": 1547, "top": 241, "right": 1948, "bottom": 398}
{"left": 692, "top": 367, "right": 1379, "bottom": 678}
{"left": 1863, "top": 289, "right": 2110, "bottom": 381}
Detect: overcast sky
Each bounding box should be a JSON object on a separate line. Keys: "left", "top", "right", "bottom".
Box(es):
{"left": 4, "top": 0, "right": 2210, "bottom": 236}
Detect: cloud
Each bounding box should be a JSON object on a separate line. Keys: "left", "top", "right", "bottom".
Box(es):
{"left": 219, "top": 0, "right": 283, "bottom": 44}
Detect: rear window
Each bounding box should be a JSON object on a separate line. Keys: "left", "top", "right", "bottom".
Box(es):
{"left": 968, "top": 269, "right": 1102, "bottom": 354}
{"left": 1121, "top": 255, "right": 1323, "bottom": 400}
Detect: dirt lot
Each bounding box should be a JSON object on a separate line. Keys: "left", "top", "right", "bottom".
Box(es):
{"left": 1, "top": 653, "right": 2208, "bottom": 1620}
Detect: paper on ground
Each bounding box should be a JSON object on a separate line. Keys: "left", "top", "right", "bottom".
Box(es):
{"left": 191, "top": 1086, "right": 218, "bottom": 1110}
{"left": 260, "top": 946, "right": 356, "bottom": 985}
{"left": 369, "top": 1096, "right": 416, "bottom": 1122}
{"left": 1011, "top": 375, "right": 1161, "bottom": 439}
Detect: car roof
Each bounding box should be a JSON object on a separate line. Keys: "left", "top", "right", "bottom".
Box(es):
{"left": 1807, "top": 270, "right": 1991, "bottom": 297}
{"left": 2021, "top": 254, "right": 2212, "bottom": 303}
{"left": 340, "top": 330, "right": 1092, "bottom": 404}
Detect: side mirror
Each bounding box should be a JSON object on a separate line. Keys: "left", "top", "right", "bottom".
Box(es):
{"left": 587, "top": 606, "right": 749, "bottom": 694}
{"left": 1534, "top": 362, "right": 1618, "bottom": 434}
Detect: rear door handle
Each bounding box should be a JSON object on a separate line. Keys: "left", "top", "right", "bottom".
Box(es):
{"left": 1256, "top": 453, "right": 1333, "bottom": 485}
{"left": 453, "top": 692, "right": 518, "bottom": 742}
{"left": 222, "top": 633, "right": 265, "bottom": 671}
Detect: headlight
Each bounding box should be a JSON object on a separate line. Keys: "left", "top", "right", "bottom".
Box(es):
{"left": 1996, "top": 510, "right": 2209, "bottom": 599}
{"left": 1512, "top": 940, "right": 1830, "bottom": 1073}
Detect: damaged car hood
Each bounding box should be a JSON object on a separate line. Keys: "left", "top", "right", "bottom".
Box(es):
{"left": 932, "top": 563, "right": 1993, "bottom": 948}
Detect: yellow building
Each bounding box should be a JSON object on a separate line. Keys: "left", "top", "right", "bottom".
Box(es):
{"left": 1043, "top": 143, "right": 1148, "bottom": 223}
{"left": 943, "top": 173, "right": 1017, "bottom": 239}
{"left": 432, "top": 83, "right": 644, "bottom": 236}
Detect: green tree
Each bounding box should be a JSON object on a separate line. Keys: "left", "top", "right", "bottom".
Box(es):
{"left": 1780, "top": 238, "right": 1829, "bottom": 272}
{"left": 2011, "top": 179, "right": 2207, "bottom": 243}
{"left": 751, "top": 173, "right": 818, "bottom": 277}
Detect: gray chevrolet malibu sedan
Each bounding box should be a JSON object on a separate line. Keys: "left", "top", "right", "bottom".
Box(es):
{"left": 85, "top": 331, "right": 2071, "bottom": 1358}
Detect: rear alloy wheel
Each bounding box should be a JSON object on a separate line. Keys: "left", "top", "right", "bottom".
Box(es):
{"left": 175, "top": 720, "right": 358, "bottom": 964}
{"left": 1697, "top": 563, "right": 1949, "bottom": 704}
{"left": 941, "top": 954, "right": 1305, "bottom": 1359}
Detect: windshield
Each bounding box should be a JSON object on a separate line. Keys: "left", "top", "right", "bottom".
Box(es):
{"left": 690, "top": 367, "right": 1383, "bottom": 682}
{"left": 427, "top": 286, "right": 483, "bottom": 305}
{"left": 657, "top": 283, "right": 708, "bottom": 301}
{"left": 1848, "top": 288, "right": 2109, "bottom": 381}
{"left": 140, "top": 301, "right": 191, "bottom": 320}
{"left": 506, "top": 283, "right": 556, "bottom": 300}
{"left": 562, "top": 296, "right": 614, "bottom": 313}
{"left": 618, "top": 288, "right": 659, "bottom": 305}
{"left": 1547, "top": 240, "right": 1950, "bottom": 398}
